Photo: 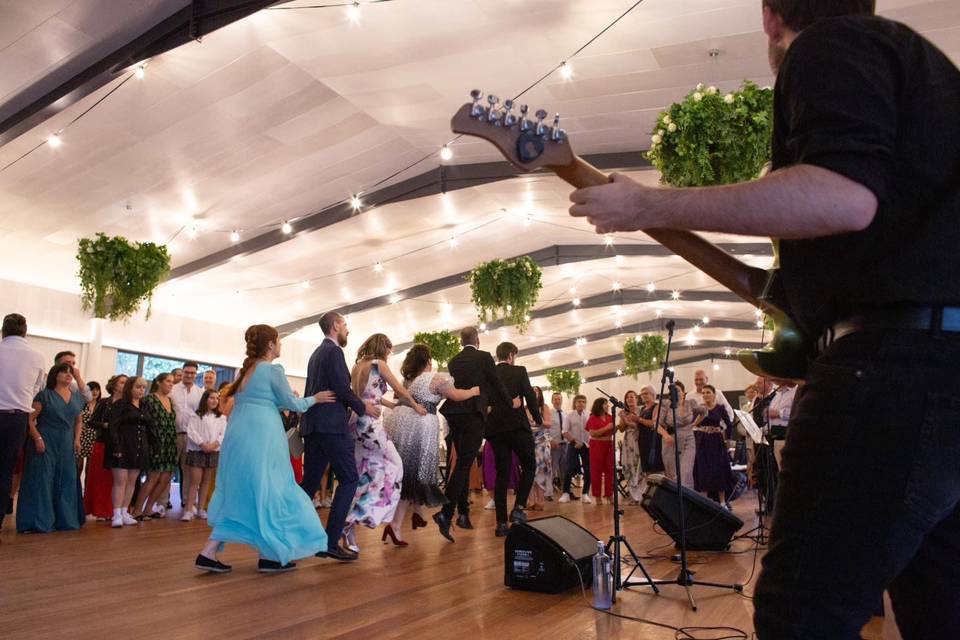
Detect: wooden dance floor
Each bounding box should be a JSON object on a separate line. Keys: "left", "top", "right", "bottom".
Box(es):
{"left": 0, "top": 492, "right": 885, "bottom": 639}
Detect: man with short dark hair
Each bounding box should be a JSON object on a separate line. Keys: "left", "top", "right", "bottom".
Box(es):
{"left": 548, "top": 391, "right": 566, "bottom": 494}
{"left": 170, "top": 361, "right": 203, "bottom": 508}
{"left": 487, "top": 342, "right": 541, "bottom": 536}
{"left": 434, "top": 326, "right": 513, "bottom": 541}
{"left": 300, "top": 311, "right": 380, "bottom": 561}
{"left": 0, "top": 314, "right": 45, "bottom": 530}
{"left": 570, "top": 1, "right": 960, "bottom": 635}
{"left": 171, "top": 368, "right": 183, "bottom": 384}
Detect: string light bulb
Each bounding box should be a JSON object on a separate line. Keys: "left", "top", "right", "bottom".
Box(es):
{"left": 582, "top": 359, "right": 589, "bottom": 366}
{"left": 47, "top": 133, "right": 61, "bottom": 148}
{"left": 135, "top": 65, "right": 145, "bottom": 79}
{"left": 479, "top": 323, "right": 487, "bottom": 331}
{"left": 559, "top": 61, "right": 573, "bottom": 80}
{"left": 713, "top": 362, "right": 720, "bottom": 371}
{"left": 724, "top": 348, "right": 732, "bottom": 357}
{"left": 448, "top": 236, "right": 458, "bottom": 248}
{"left": 655, "top": 309, "right": 663, "bottom": 318}
{"left": 301, "top": 281, "right": 311, "bottom": 290}
{"left": 671, "top": 290, "right": 681, "bottom": 300}
{"left": 646, "top": 282, "right": 656, "bottom": 293}
{"left": 603, "top": 234, "right": 614, "bottom": 246}
{"left": 615, "top": 319, "right": 623, "bottom": 328}
{"left": 756, "top": 319, "right": 765, "bottom": 329}
{"left": 612, "top": 281, "right": 622, "bottom": 291}
{"left": 229, "top": 230, "right": 240, "bottom": 243}
{"left": 575, "top": 337, "right": 587, "bottom": 346}
{"left": 440, "top": 145, "right": 453, "bottom": 161}
{"left": 373, "top": 261, "right": 383, "bottom": 273}
{"left": 755, "top": 308, "right": 763, "bottom": 318}
{"left": 702, "top": 316, "right": 711, "bottom": 325}
{"left": 616, "top": 369, "right": 623, "bottom": 376}
{"left": 281, "top": 221, "right": 292, "bottom": 234}
{"left": 572, "top": 297, "right": 581, "bottom": 306}
{"left": 390, "top": 294, "right": 401, "bottom": 304}
{"left": 347, "top": 1, "right": 360, "bottom": 22}
{"left": 350, "top": 195, "right": 362, "bottom": 211}
{"left": 186, "top": 224, "right": 198, "bottom": 239}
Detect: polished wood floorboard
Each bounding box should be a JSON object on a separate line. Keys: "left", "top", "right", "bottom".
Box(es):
{"left": 0, "top": 491, "right": 885, "bottom": 639}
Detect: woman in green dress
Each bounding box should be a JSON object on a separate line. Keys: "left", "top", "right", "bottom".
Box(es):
{"left": 131, "top": 372, "right": 178, "bottom": 520}
{"left": 17, "top": 363, "right": 86, "bottom": 533}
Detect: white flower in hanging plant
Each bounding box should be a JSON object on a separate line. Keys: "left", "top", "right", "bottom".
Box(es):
{"left": 651, "top": 134, "right": 663, "bottom": 145}
{"left": 707, "top": 86, "right": 718, "bottom": 95}
{"left": 693, "top": 92, "right": 703, "bottom": 102}
{"left": 668, "top": 123, "right": 677, "bottom": 132}
{"left": 662, "top": 114, "right": 672, "bottom": 125}
{"left": 696, "top": 83, "right": 704, "bottom": 91}
{"left": 658, "top": 129, "right": 665, "bottom": 136}
{"left": 724, "top": 93, "right": 735, "bottom": 104}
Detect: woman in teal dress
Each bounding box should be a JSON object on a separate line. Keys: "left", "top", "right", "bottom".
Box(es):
{"left": 195, "top": 324, "right": 335, "bottom": 574}
{"left": 17, "top": 363, "right": 86, "bottom": 533}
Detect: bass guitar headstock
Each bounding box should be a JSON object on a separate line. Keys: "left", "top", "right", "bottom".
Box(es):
{"left": 451, "top": 89, "right": 575, "bottom": 172}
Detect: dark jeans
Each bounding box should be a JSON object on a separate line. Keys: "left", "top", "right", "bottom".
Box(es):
{"left": 300, "top": 432, "right": 358, "bottom": 551}
{"left": 755, "top": 329, "right": 960, "bottom": 638}
{"left": 489, "top": 428, "right": 535, "bottom": 524}
{"left": 562, "top": 443, "right": 591, "bottom": 495}
{"left": 0, "top": 412, "right": 28, "bottom": 529}
{"left": 441, "top": 413, "right": 483, "bottom": 518}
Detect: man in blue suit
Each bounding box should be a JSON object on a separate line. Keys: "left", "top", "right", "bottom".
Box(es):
{"left": 300, "top": 311, "right": 380, "bottom": 561}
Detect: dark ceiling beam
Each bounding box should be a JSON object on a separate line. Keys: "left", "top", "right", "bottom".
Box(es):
{"left": 526, "top": 341, "right": 762, "bottom": 378}
{"left": 581, "top": 352, "right": 732, "bottom": 386}
{"left": 168, "top": 150, "right": 659, "bottom": 280}
{"left": 0, "top": 0, "right": 281, "bottom": 147}
{"left": 277, "top": 241, "right": 772, "bottom": 336}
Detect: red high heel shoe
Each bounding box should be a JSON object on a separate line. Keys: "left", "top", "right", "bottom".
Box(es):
{"left": 411, "top": 513, "right": 428, "bottom": 530}
{"left": 382, "top": 524, "right": 408, "bottom": 547}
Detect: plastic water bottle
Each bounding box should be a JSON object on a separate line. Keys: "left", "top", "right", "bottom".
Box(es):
{"left": 592, "top": 540, "right": 613, "bottom": 610}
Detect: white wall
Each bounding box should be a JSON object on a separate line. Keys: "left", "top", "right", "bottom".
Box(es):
{"left": 1, "top": 278, "right": 318, "bottom": 386}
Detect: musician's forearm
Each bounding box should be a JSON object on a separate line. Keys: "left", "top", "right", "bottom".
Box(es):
{"left": 653, "top": 165, "right": 877, "bottom": 239}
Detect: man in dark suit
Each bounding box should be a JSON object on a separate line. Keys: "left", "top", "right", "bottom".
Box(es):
{"left": 488, "top": 341, "right": 541, "bottom": 537}
{"left": 434, "top": 326, "right": 513, "bottom": 541}
{"left": 300, "top": 311, "right": 380, "bottom": 561}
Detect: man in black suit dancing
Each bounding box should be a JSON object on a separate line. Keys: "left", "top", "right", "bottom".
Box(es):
{"left": 434, "top": 326, "right": 513, "bottom": 541}
{"left": 488, "top": 342, "right": 542, "bottom": 537}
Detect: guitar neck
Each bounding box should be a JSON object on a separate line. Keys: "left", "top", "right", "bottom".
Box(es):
{"left": 553, "top": 156, "right": 765, "bottom": 307}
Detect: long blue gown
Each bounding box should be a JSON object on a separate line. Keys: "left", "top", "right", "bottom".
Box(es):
{"left": 17, "top": 388, "right": 86, "bottom": 533}
{"left": 207, "top": 363, "right": 325, "bottom": 564}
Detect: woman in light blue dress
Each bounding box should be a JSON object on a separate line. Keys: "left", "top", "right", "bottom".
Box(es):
{"left": 17, "top": 363, "right": 86, "bottom": 533}
{"left": 195, "top": 325, "right": 335, "bottom": 574}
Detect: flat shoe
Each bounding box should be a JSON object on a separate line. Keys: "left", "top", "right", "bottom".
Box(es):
{"left": 258, "top": 559, "right": 297, "bottom": 573}
{"left": 195, "top": 554, "right": 232, "bottom": 574}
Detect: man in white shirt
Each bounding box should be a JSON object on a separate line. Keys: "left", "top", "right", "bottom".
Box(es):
{"left": 690, "top": 369, "right": 734, "bottom": 422}
{"left": 0, "top": 314, "right": 46, "bottom": 530}
{"left": 54, "top": 351, "right": 93, "bottom": 403}
{"left": 170, "top": 361, "right": 204, "bottom": 508}
{"left": 202, "top": 370, "right": 217, "bottom": 391}
{"left": 767, "top": 381, "right": 798, "bottom": 469}
{"left": 548, "top": 392, "right": 566, "bottom": 495}
{"left": 558, "top": 395, "right": 593, "bottom": 503}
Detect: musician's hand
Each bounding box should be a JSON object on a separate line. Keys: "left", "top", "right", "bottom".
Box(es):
{"left": 569, "top": 173, "right": 661, "bottom": 233}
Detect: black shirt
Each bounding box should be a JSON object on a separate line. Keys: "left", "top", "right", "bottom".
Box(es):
{"left": 773, "top": 16, "right": 960, "bottom": 336}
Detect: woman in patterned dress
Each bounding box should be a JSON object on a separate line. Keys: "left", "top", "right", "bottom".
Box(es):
{"left": 131, "top": 373, "right": 178, "bottom": 520}
{"left": 342, "top": 334, "right": 427, "bottom": 552}
{"left": 75, "top": 381, "right": 101, "bottom": 476}
{"left": 387, "top": 344, "right": 479, "bottom": 543}
{"left": 618, "top": 389, "right": 643, "bottom": 505}
{"left": 528, "top": 386, "right": 553, "bottom": 510}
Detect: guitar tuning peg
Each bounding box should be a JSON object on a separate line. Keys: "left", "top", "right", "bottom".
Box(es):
{"left": 535, "top": 109, "right": 548, "bottom": 136}
{"left": 519, "top": 104, "right": 531, "bottom": 131}
{"left": 502, "top": 99, "right": 517, "bottom": 127}
{"left": 487, "top": 94, "right": 500, "bottom": 123}
{"left": 550, "top": 113, "right": 565, "bottom": 141}
{"left": 470, "top": 89, "right": 484, "bottom": 118}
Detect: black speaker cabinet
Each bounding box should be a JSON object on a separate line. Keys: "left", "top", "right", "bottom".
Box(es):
{"left": 504, "top": 516, "right": 599, "bottom": 593}
{"left": 641, "top": 474, "right": 744, "bottom": 551}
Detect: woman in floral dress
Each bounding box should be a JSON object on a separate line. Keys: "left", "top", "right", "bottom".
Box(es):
{"left": 131, "top": 373, "right": 178, "bottom": 520}
{"left": 528, "top": 386, "right": 553, "bottom": 510}
{"left": 76, "top": 382, "right": 101, "bottom": 476}
{"left": 618, "top": 390, "right": 643, "bottom": 505}
{"left": 343, "top": 334, "right": 426, "bottom": 552}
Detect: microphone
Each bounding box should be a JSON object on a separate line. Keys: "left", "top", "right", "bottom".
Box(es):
{"left": 665, "top": 319, "right": 676, "bottom": 331}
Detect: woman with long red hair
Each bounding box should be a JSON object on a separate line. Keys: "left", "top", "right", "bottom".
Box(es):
{"left": 194, "top": 324, "right": 336, "bottom": 574}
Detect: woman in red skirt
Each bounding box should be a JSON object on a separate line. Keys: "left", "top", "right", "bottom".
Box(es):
{"left": 84, "top": 375, "right": 125, "bottom": 520}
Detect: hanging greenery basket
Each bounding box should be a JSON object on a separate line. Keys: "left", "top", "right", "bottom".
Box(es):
{"left": 546, "top": 368, "right": 581, "bottom": 396}
{"left": 623, "top": 335, "right": 667, "bottom": 378}
{"left": 646, "top": 80, "right": 773, "bottom": 188}
{"left": 468, "top": 256, "right": 542, "bottom": 332}
{"left": 76, "top": 233, "right": 171, "bottom": 321}
{"left": 412, "top": 330, "right": 461, "bottom": 371}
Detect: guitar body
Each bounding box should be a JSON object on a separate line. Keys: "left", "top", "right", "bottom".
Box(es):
{"left": 451, "top": 96, "right": 809, "bottom": 381}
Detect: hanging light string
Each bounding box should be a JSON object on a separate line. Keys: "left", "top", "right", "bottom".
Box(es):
{"left": 266, "top": 0, "right": 394, "bottom": 10}
{"left": 0, "top": 68, "right": 140, "bottom": 175}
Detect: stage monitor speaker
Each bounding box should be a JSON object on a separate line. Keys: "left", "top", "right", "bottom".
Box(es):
{"left": 641, "top": 474, "right": 744, "bottom": 551}
{"left": 504, "top": 516, "right": 598, "bottom": 593}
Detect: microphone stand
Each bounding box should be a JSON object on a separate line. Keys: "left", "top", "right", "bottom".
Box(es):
{"left": 595, "top": 387, "right": 657, "bottom": 602}
{"left": 636, "top": 320, "right": 742, "bottom": 611}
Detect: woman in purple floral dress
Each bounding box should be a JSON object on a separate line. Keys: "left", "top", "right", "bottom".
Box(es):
{"left": 343, "top": 334, "right": 426, "bottom": 551}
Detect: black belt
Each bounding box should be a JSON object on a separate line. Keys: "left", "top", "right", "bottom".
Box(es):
{"left": 0, "top": 409, "right": 27, "bottom": 414}
{"left": 820, "top": 305, "right": 960, "bottom": 352}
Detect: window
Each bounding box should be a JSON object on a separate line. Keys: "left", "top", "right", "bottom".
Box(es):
{"left": 115, "top": 350, "right": 235, "bottom": 386}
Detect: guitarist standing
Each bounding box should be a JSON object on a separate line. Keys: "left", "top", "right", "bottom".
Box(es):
{"left": 570, "top": 1, "right": 960, "bottom": 636}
